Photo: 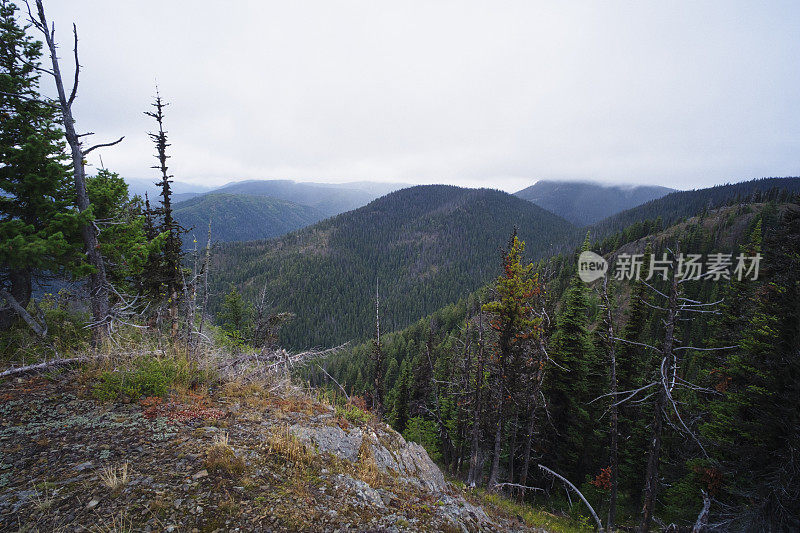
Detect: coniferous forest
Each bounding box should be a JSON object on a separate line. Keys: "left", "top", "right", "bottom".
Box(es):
{"left": 1, "top": 1, "right": 799, "bottom": 531}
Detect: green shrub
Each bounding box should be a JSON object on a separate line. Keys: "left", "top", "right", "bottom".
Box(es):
{"left": 335, "top": 403, "right": 371, "bottom": 426}
{"left": 402, "top": 417, "right": 441, "bottom": 462}
{"left": 92, "top": 356, "right": 209, "bottom": 402}
{"left": 0, "top": 291, "right": 90, "bottom": 363}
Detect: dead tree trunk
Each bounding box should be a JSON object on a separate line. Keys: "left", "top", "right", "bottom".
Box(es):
{"left": 520, "top": 335, "right": 547, "bottom": 494}
{"left": 601, "top": 276, "right": 619, "bottom": 531}
{"left": 0, "top": 288, "right": 46, "bottom": 337}
{"left": 519, "top": 391, "right": 538, "bottom": 491}
{"left": 488, "top": 404, "right": 504, "bottom": 488}
{"left": 370, "top": 278, "right": 385, "bottom": 416}
{"left": 0, "top": 270, "right": 32, "bottom": 330}
{"left": 467, "top": 303, "right": 486, "bottom": 487}
{"left": 198, "top": 219, "right": 212, "bottom": 337}
{"left": 692, "top": 490, "right": 711, "bottom": 533}
{"left": 508, "top": 413, "right": 518, "bottom": 484}
{"left": 28, "top": 0, "right": 122, "bottom": 346}
{"left": 639, "top": 253, "right": 679, "bottom": 533}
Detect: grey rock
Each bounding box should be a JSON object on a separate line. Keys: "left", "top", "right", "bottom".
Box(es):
{"left": 290, "top": 424, "right": 363, "bottom": 462}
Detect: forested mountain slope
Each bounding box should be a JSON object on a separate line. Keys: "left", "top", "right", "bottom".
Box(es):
{"left": 314, "top": 197, "right": 800, "bottom": 530}
{"left": 208, "top": 180, "right": 390, "bottom": 218}
{"left": 210, "top": 185, "right": 579, "bottom": 349}
{"left": 515, "top": 180, "right": 673, "bottom": 226}
{"left": 591, "top": 176, "right": 800, "bottom": 237}
{"left": 173, "top": 193, "right": 325, "bottom": 245}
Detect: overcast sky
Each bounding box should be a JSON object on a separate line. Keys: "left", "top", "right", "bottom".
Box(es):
{"left": 35, "top": 1, "right": 800, "bottom": 192}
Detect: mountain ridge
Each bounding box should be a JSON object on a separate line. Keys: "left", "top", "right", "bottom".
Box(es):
{"left": 515, "top": 179, "right": 674, "bottom": 226}
{"left": 209, "top": 185, "right": 580, "bottom": 349}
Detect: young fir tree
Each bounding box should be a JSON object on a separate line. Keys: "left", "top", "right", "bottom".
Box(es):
{"left": 218, "top": 287, "right": 253, "bottom": 342}
{"left": 85, "top": 169, "right": 154, "bottom": 295}
{"left": 544, "top": 233, "right": 597, "bottom": 481}
{"left": 0, "top": 0, "right": 84, "bottom": 331}
{"left": 482, "top": 230, "right": 542, "bottom": 488}
{"left": 618, "top": 242, "right": 655, "bottom": 503}
{"left": 145, "top": 91, "right": 185, "bottom": 335}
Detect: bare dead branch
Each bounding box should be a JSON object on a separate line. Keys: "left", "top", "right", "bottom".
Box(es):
{"left": 538, "top": 464, "right": 604, "bottom": 531}
{"left": 83, "top": 136, "right": 124, "bottom": 155}
{"left": 67, "top": 23, "right": 79, "bottom": 106}
{"left": 0, "top": 289, "right": 47, "bottom": 337}
{"left": 316, "top": 363, "right": 349, "bottom": 401}
{"left": 590, "top": 381, "right": 658, "bottom": 405}
{"left": 492, "top": 482, "right": 544, "bottom": 493}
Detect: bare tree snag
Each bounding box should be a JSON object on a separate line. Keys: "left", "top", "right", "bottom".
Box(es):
{"left": 27, "top": 0, "right": 121, "bottom": 346}
{"left": 467, "top": 301, "right": 486, "bottom": 487}
{"left": 600, "top": 276, "right": 619, "bottom": 531}
{"left": 369, "top": 278, "right": 385, "bottom": 415}
{"left": 539, "top": 464, "right": 604, "bottom": 532}
{"left": 692, "top": 490, "right": 711, "bottom": 533}
{"left": 639, "top": 250, "right": 679, "bottom": 533}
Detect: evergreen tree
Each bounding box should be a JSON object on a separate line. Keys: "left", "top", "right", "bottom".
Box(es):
{"left": 702, "top": 206, "right": 800, "bottom": 530}
{"left": 145, "top": 90, "right": 185, "bottom": 335}
{"left": 544, "top": 234, "right": 597, "bottom": 480}
{"left": 482, "top": 230, "right": 542, "bottom": 487}
{"left": 85, "top": 169, "right": 154, "bottom": 295}
{"left": 0, "top": 0, "right": 84, "bottom": 330}
{"left": 218, "top": 288, "right": 253, "bottom": 341}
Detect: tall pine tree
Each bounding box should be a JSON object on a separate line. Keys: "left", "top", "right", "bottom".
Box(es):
{"left": 0, "top": 0, "right": 84, "bottom": 331}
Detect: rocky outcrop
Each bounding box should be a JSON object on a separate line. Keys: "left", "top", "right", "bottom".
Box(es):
{"left": 291, "top": 423, "right": 446, "bottom": 493}
{"left": 0, "top": 374, "right": 535, "bottom": 532}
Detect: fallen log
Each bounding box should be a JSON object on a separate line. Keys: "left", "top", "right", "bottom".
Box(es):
{"left": 0, "top": 357, "right": 85, "bottom": 379}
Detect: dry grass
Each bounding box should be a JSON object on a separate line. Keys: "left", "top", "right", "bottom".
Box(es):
{"left": 31, "top": 484, "right": 56, "bottom": 512}
{"left": 220, "top": 380, "right": 270, "bottom": 409}
{"left": 99, "top": 462, "right": 129, "bottom": 492}
{"left": 204, "top": 432, "right": 246, "bottom": 475}
{"left": 356, "top": 436, "right": 381, "bottom": 487}
{"left": 94, "top": 510, "right": 134, "bottom": 533}
{"left": 264, "top": 424, "right": 313, "bottom": 465}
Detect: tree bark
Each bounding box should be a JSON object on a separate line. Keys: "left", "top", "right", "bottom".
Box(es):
{"left": 602, "top": 277, "right": 619, "bottom": 531}
{"left": 638, "top": 255, "right": 679, "bottom": 533}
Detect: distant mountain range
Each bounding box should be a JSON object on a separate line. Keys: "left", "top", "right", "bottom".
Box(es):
{"left": 209, "top": 185, "right": 580, "bottom": 349}
{"left": 124, "top": 177, "right": 214, "bottom": 203}
{"left": 515, "top": 180, "right": 674, "bottom": 226}
{"left": 591, "top": 176, "right": 800, "bottom": 237}
{"left": 173, "top": 194, "right": 326, "bottom": 246}
{"left": 125, "top": 178, "right": 410, "bottom": 244}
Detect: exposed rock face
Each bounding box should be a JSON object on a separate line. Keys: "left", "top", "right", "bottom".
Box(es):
{"left": 291, "top": 424, "right": 363, "bottom": 462}
{"left": 291, "top": 423, "right": 446, "bottom": 493}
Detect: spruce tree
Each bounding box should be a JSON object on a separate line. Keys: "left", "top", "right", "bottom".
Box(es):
{"left": 545, "top": 233, "right": 596, "bottom": 480}
{"left": 702, "top": 207, "right": 800, "bottom": 530}
{"left": 145, "top": 91, "right": 185, "bottom": 336}
{"left": 482, "top": 230, "right": 542, "bottom": 487}
{"left": 0, "top": 0, "right": 83, "bottom": 330}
